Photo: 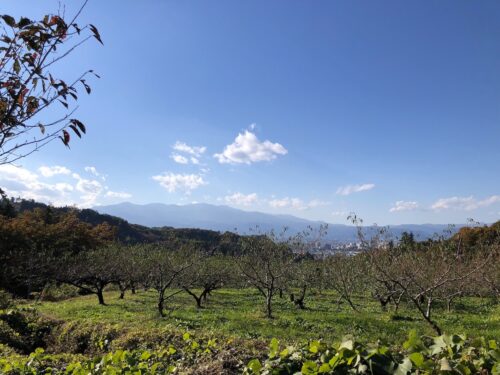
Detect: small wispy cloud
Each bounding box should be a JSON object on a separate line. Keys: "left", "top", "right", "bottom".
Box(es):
{"left": 171, "top": 142, "right": 206, "bottom": 165}
{"left": 331, "top": 210, "right": 349, "bottom": 217}
{"left": 105, "top": 191, "right": 132, "bottom": 199}
{"left": 336, "top": 183, "right": 375, "bottom": 196}
{"left": 152, "top": 172, "right": 207, "bottom": 193}
{"left": 171, "top": 154, "right": 189, "bottom": 164}
{"left": 390, "top": 201, "right": 419, "bottom": 212}
{"left": 431, "top": 195, "right": 500, "bottom": 212}
{"left": 38, "top": 165, "right": 71, "bottom": 178}
{"left": 84, "top": 166, "right": 106, "bottom": 181}
{"left": 224, "top": 192, "right": 259, "bottom": 206}
{"left": 268, "top": 197, "right": 328, "bottom": 210}
{"left": 173, "top": 141, "right": 206, "bottom": 157}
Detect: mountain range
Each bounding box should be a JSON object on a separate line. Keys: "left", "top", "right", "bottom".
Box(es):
{"left": 95, "top": 202, "right": 460, "bottom": 243}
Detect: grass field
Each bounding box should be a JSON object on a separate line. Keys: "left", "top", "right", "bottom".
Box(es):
{"left": 31, "top": 288, "right": 500, "bottom": 345}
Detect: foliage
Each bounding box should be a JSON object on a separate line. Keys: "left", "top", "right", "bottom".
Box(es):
{"left": 0, "top": 307, "right": 55, "bottom": 354}
{"left": 0, "top": 207, "right": 115, "bottom": 296}
{"left": 0, "top": 290, "right": 12, "bottom": 309}
{"left": 244, "top": 331, "right": 499, "bottom": 375}
{"left": 0, "top": 4, "right": 101, "bottom": 164}
{"left": 0, "top": 331, "right": 220, "bottom": 374}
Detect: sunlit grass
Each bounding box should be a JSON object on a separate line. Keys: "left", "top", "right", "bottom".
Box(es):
{"left": 32, "top": 288, "right": 500, "bottom": 344}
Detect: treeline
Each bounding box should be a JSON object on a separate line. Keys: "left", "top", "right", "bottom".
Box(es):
{"left": 1, "top": 197, "right": 242, "bottom": 246}
{"left": 0, "top": 197, "right": 241, "bottom": 296}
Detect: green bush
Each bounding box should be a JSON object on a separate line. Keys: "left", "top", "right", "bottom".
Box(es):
{"left": 0, "top": 308, "right": 55, "bottom": 354}
{"left": 0, "top": 332, "right": 220, "bottom": 374}
{"left": 0, "top": 331, "right": 497, "bottom": 374}
{"left": 0, "top": 290, "right": 12, "bottom": 310}
{"left": 244, "top": 331, "right": 500, "bottom": 374}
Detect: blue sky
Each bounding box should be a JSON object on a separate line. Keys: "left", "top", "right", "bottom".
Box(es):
{"left": 1, "top": 0, "right": 499, "bottom": 225}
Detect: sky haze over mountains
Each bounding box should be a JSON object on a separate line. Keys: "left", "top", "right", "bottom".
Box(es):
{"left": 1, "top": 0, "right": 499, "bottom": 225}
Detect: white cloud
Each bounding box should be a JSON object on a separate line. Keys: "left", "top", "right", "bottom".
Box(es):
{"left": 224, "top": 192, "right": 259, "bottom": 206}
{"left": 171, "top": 154, "right": 189, "bottom": 164}
{"left": 74, "top": 175, "right": 104, "bottom": 207}
{"left": 106, "top": 191, "right": 132, "bottom": 199}
{"left": 269, "top": 197, "right": 306, "bottom": 210}
{"left": 390, "top": 201, "right": 419, "bottom": 212}
{"left": 308, "top": 199, "right": 330, "bottom": 208}
{"left": 336, "top": 183, "right": 375, "bottom": 196}
{"left": 75, "top": 178, "right": 103, "bottom": 195}
{"left": 332, "top": 211, "right": 349, "bottom": 217}
{"left": 54, "top": 183, "right": 74, "bottom": 193}
{"left": 152, "top": 172, "right": 207, "bottom": 193}
{"left": 431, "top": 195, "right": 500, "bottom": 212}
{"left": 170, "top": 142, "right": 206, "bottom": 165}
{"left": 0, "top": 164, "right": 39, "bottom": 185}
{"left": 268, "top": 197, "right": 329, "bottom": 210}
{"left": 0, "top": 165, "right": 75, "bottom": 206}
{"left": 0, "top": 164, "right": 130, "bottom": 208}
{"left": 173, "top": 141, "right": 206, "bottom": 157}
{"left": 84, "top": 166, "right": 106, "bottom": 181}
{"left": 38, "top": 165, "right": 71, "bottom": 177}
{"left": 214, "top": 130, "right": 287, "bottom": 164}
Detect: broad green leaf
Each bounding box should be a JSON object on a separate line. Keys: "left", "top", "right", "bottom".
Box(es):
{"left": 409, "top": 352, "right": 425, "bottom": 367}
{"left": 247, "top": 359, "right": 262, "bottom": 374}
{"left": 301, "top": 360, "right": 318, "bottom": 374}
{"left": 269, "top": 338, "right": 279, "bottom": 358}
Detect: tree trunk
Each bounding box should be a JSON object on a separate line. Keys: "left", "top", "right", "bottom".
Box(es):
{"left": 97, "top": 288, "right": 105, "bottom": 305}
{"left": 118, "top": 282, "right": 126, "bottom": 299}
{"left": 412, "top": 296, "right": 442, "bottom": 335}
{"left": 266, "top": 290, "right": 273, "bottom": 318}
{"left": 294, "top": 284, "right": 307, "bottom": 309}
{"left": 345, "top": 295, "right": 358, "bottom": 312}
{"left": 393, "top": 292, "right": 403, "bottom": 312}
{"left": 184, "top": 288, "right": 204, "bottom": 308}
{"left": 195, "top": 296, "right": 202, "bottom": 308}
{"left": 158, "top": 294, "right": 165, "bottom": 317}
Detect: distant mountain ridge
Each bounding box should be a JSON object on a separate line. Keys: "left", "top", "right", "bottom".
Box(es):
{"left": 96, "top": 202, "right": 461, "bottom": 242}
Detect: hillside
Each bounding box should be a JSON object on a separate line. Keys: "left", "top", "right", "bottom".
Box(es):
{"left": 96, "top": 202, "right": 461, "bottom": 242}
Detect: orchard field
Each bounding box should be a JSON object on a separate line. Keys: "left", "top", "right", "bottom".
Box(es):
{"left": 1, "top": 287, "right": 499, "bottom": 374}
{"left": 31, "top": 289, "right": 500, "bottom": 344}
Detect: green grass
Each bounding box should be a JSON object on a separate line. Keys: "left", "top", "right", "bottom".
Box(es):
{"left": 30, "top": 288, "right": 500, "bottom": 345}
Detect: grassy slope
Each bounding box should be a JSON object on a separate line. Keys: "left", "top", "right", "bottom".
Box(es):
{"left": 32, "top": 289, "right": 500, "bottom": 345}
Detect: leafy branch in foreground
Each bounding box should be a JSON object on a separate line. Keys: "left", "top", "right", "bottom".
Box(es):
{"left": 0, "top": 1, "right": 102, "bottom": 165}
{"left": 245, "top": 331, "right": 499, "bottom": 375}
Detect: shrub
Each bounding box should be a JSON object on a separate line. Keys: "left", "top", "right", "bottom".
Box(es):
{"left": 244, "top": 331, "right": 500, "bottom": 374}
{"left": 0, "top": 290, "right": 12, "bottom": 310}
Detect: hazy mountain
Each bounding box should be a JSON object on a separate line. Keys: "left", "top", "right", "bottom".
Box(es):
{"left": 96, "top": 202, "right": 459, "bottom": 242}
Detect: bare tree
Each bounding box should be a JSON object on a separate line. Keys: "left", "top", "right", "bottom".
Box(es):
{"left": 236, "top": 232, "right": 293, "bottom": 318}
{"left": 368, "top": 242, "right": 487, "bottom": 335}
{"left": 181, "top": 254, "right": 233, "bottom": 308}
{"left": 114, "top": 244, "right": 148, "bottom": 299}
{"left": 321, "top": 253, "right": 368, "bottom": 312}
{"left": 57, "top": 246, "right": 119, "bottom": 305}
{"left": 145, "top": 244, "right": 198, "bottom": 317}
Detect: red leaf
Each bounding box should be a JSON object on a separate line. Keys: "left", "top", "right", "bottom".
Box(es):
{"left": 62, "top": 129, "right": 70, "bottom": 145}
